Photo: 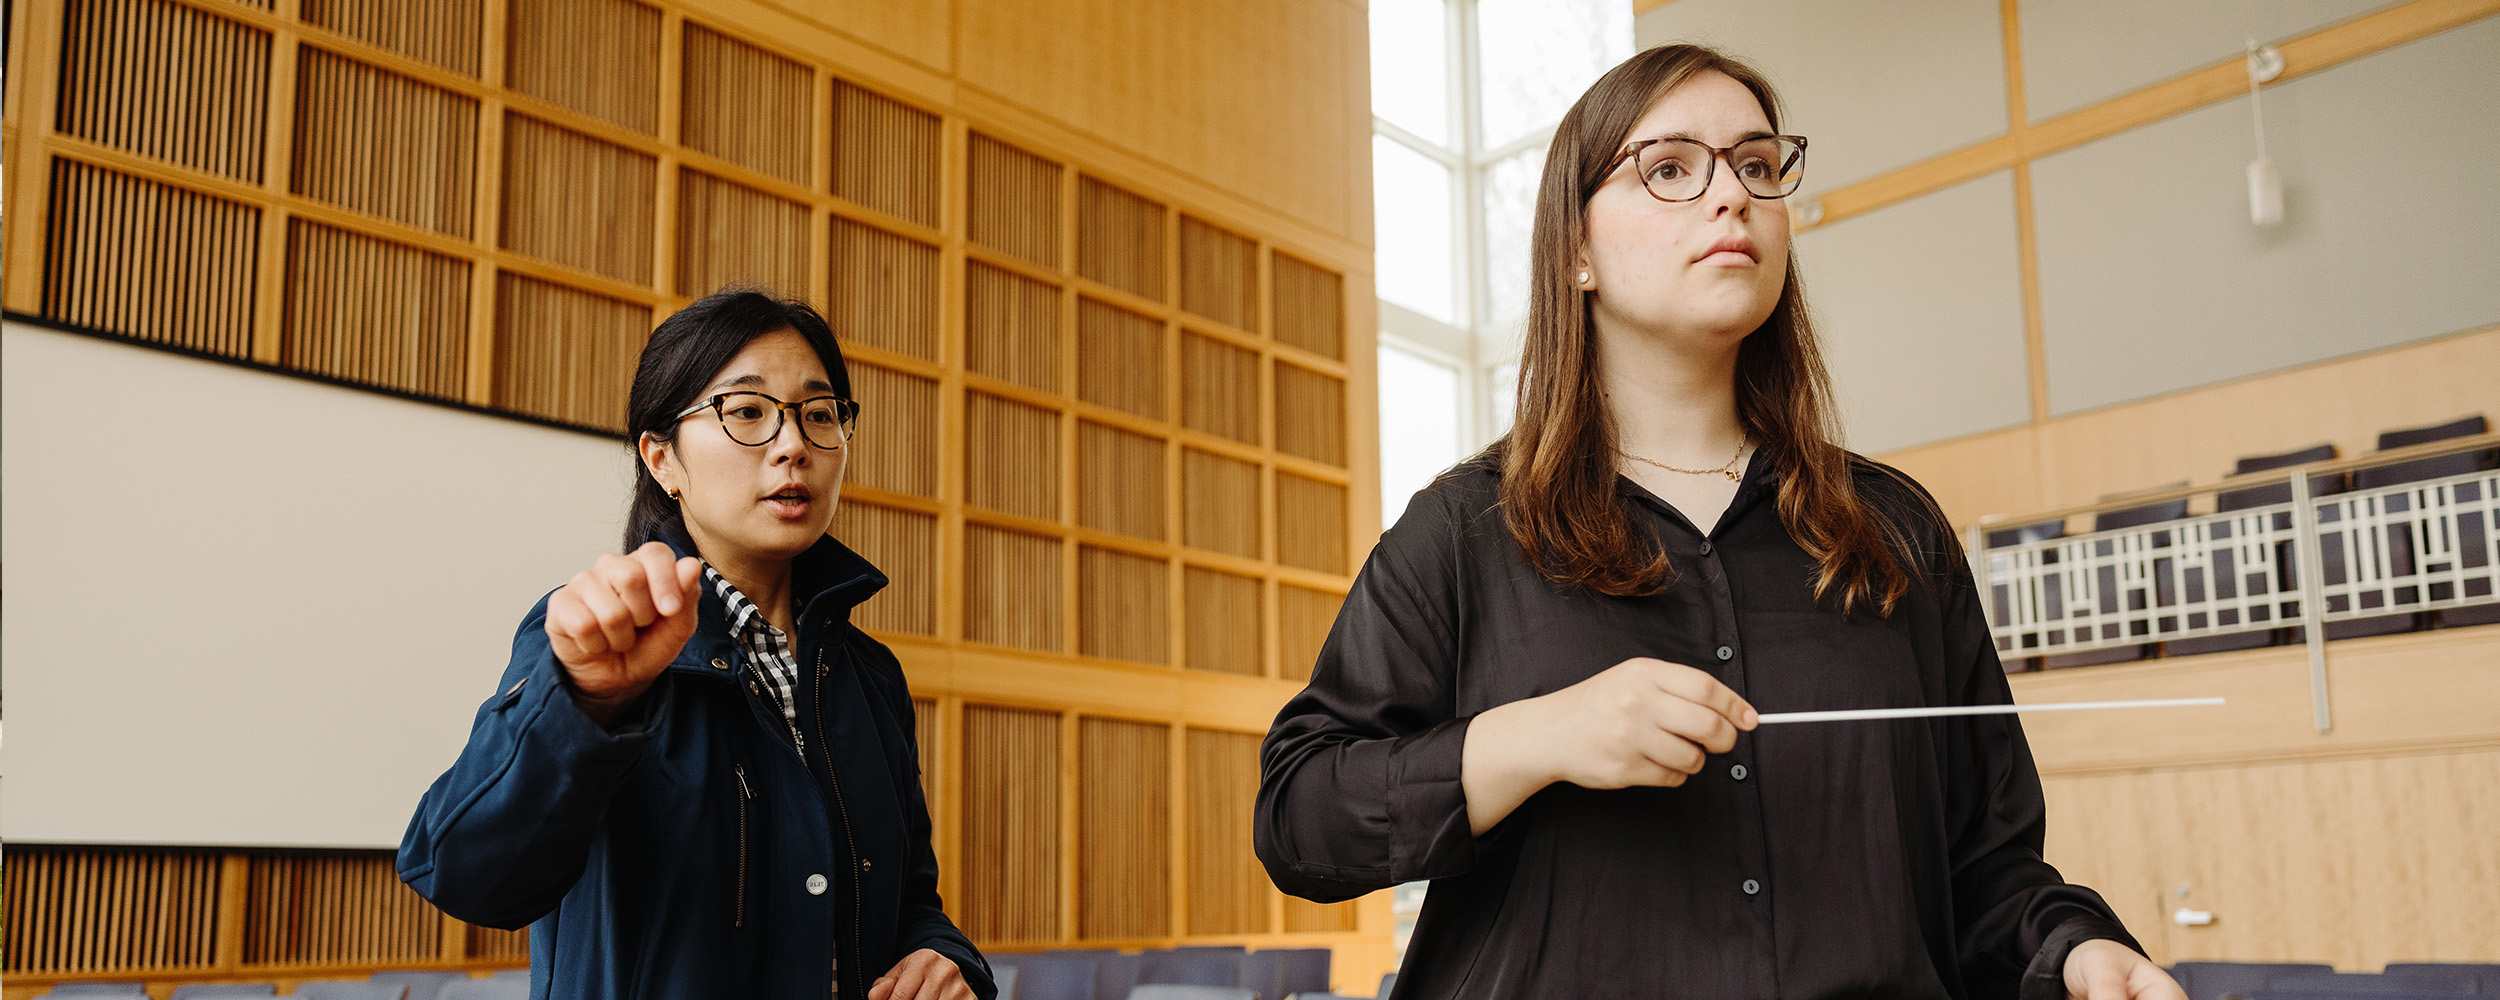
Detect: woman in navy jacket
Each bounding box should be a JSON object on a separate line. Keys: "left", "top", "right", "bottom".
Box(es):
{"left": 400, "top": 291, "right": 992, "bottom": 1000}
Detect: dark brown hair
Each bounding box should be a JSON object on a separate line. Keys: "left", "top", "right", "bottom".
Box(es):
{"left": 1500, "top": 43, "right": 1939, "bottom": 616}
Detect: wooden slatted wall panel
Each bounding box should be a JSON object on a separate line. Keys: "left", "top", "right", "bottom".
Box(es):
{"left": 56, "top": 0, "right": 270, "bottom": 182}
{"left": 492, "top": 273, "right": 650, "bottom": 431}
{"left": 41, "top": 160, "right": 261, "bottom": 357}
{"left": 1176, "top": 216, "right": 1257, "bottom": 331}
{"left": 1275, "top": 474, "right": 1347, "bottom": 574}
{"left": 966, "top": 391, "right": 1059, "bottom": 521}
{"left": 1183, "top": 567, "right": 1262, "bottom": 677}
{"left": 680, "top": 24, "right": 811, "bottom": 186}
{"left": 960, "top": 705, "right": 1063, "bottom": 944}
{"left": 965, "top": 261, "right": 1061, "bottom": 391}
{"left": 303, "top": 0, "right": 484, "bottom": 76}
{"left": 1079, "top": 546, "right": 1168, "bottom": 664}
{"left": 966, "top": 134, "right": 1063, "bottom": 266}
{"left": 1181, "top": 448, "right": 1261, "bottom": 560}
{"left": 831, "top": 81, "right": 941, "bottom": 228}
{"left": 504, "top": 0, "right": 661, "bottom": 134}
{"left": 1076, "top": 176, "right": 1164, "bottom": 302}
{"left": 1079, "top": 718, "right": 1171, "bottom": 940}
{"left": 849, "top": 362, "right": 940, "bottom": 498}
{"left": 1273, "top": 363, "right": 1347, "bottom": 467}
{"left": 676, "top": 170, "right": 810, "bottom": 298}
{"left": 1, "top": 848, "right": 223, "bottom": 975}
{"left": 1076, "top": 297, "right": 1165, "bottom": 420}
{"left": 1078, "top": 420, "right": 1165, "bottom": 540}
{"left": 1270, "top": 252, "right": 1345, "bottom": 360}
{"left": 1184, "top": 729, "right": 1268, "bottom": 934}
{"left": 830, "top": 501, "right": 938, "bottom": 636}
{"left": 282, "top": 221, "right": 472, "bottom": 400}
{"left": 293, "top": 49, "right": 479, "bottom": 238}
{"left": 241, "top": 854, "right": 439, "bottom": 966}
{"left": 1283, "top": 895, "right": 1359, "bottom": 934}
{"left": 467, "top": 925, "right": 530, "bottom": 961}
{"left": 823, "top": 219, "right": 940, "bottom": 363}
{"left": 964, "top": 524, "right": 1062, "bottom": 652}
{"left": 1277, "top": 585, "right": 1345, "bottom": 684}
{"left": 911, "top": 697, "right": 939, "bottom": 803}
{"left": 1180, "top": 332, "right": 1260, "bottom": 444}
{"left": 500, "top": 115, "right": 658, "bottom": 284}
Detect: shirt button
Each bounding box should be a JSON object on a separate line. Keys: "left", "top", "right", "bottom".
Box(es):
{"left": 1730, "top": 763, "right": 1749, "bottom": 781}
{"left": 1742, "top": 878, "right": 1761, "bottom": 896}
{"left": 1716, "top": 645, "right": 1733, "bottom": 661}
{"left": 805, "top": 874, "right": 828, "bottom": 895}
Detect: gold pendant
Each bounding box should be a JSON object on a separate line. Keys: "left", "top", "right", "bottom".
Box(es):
{"left": 1724, "top": 470, "right": 1741, "bottom": 481}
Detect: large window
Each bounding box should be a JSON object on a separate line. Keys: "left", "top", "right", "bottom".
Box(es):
{"left": 1371, "top": 0, "right": 1629, "bottom": 528}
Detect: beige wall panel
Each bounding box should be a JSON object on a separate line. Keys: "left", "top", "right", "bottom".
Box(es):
{"left": 956, "top": 0, "right": 1361, "bottom": 241}
{"left": 1879, "top": 324, "right": 2500, "bottom": 527}
{"left": 2018, "top": 0, "right": 2394, "bottom": 121}
{"left": 1634, "top": 0, "right": 2008, "bottom": 199}
{"left": 2031, "top": 17, "right": 2500, "bottom": 417}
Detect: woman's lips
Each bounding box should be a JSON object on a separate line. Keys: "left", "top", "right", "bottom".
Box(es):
{"left": 1697, "top": 250, "right": 1757, "bottom": 265}
{"left": 764, "top": 496, "right": 812, "bottom": 520}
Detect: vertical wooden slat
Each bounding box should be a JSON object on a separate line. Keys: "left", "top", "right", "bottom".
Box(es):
{"left": 1075, "top": 297, "right": 1165, "bottom": 419}
{"left": 1077, "top": 421, "right": 1166, "bottom": 540}
{"left": 504, "top": 0, "right": 659, "bottom": 134}
{"left": 832, "top": 80, "right": 940, "bottom": 227}
{"left": 1270, "top": 251, "right": 1345, "bottom": 360}
{"left": 1277, "top": 585, "right": 1346, "bottom": 684}
{"left": 827, "top": 217, "right": 941, "bottom": 360}
{"left": 500, "top": 114, "right": 657, "bottom": 284}
{"left": 964, "top": 260, "right": 1061, "bottom": 391}
{"left": 1185, "top": 729, "right": 1268, "bottom": 934}
{"left": 959, "top": 705, "right": 1062, "bottom": 943}
{"left": 965, "top": 392, "right": 1060, "bottom": 521}
{"left": 1276, "top": 473, "right": 1348, "bottom": 574}
{"left": 302, "top": 0, "right": 483, "bottom": 76}
{"left": 1181, "top": 448, "right": 1261, "bottom": 559}
{"left": 1180, "top": 332, "right": 1260, "bottom": 443}
{"left": 1184, "top": 566, "right": 1263, "bottom": 676}
{"left": 1078, "top": 717, "right": 1171, "bottom": 939}
{"left": 1078, "top": 545, "right": 1169, "bottom": 664}
{"left": 849, "top": 362, "right": 942, "bottom": 497}
{"left": 1273, "top": 363, "right": 1349, "bottom": 467}
{"left": 966, "top": 133, "right": 1060, "bottom": 266}
{"left": 963, "top": 523, "right": 1063, "bottom": 652}
{"left": 830, "top": 501, "right": 939, "bottom": 636}
{"left": 1076, "top": 174, "right": 1164, "bottom": 301}
{"left": 679, "top": 23, "right": 809, "bottom": 185}
{"left": 1176, "top": 215, "right": 1257, "bottom": 331}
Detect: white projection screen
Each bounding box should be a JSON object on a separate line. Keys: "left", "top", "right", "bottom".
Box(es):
{"left": 3, "top": 321, "right": 637, "bottom": 848}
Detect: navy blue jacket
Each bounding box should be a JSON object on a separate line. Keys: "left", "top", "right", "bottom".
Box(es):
{"left": 399, "top": 527, "right": 993, "bottom": 1000}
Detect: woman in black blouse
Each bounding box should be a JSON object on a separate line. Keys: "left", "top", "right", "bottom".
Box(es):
{"left": 1255, "top": 45, "right": 2186, "bottom": 1000}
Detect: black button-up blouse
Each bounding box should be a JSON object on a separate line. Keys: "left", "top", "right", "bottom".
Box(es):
{"left": 1255, "top": 448, "right": 2138, "bottom": 999}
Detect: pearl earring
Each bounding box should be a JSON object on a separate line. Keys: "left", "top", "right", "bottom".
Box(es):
{"left": 1576, "top": 270, "right": 1590, "bottom": 285}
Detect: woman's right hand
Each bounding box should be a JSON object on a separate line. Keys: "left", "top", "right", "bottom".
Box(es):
{"left": 1460, "top": 657, "right": 1757, "bottom": 835}
{"left": 545, "top": 542, "right": 705, "bottom": 728}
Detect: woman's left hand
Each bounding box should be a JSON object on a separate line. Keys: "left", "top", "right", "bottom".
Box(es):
{"left": 2063, "top": 939, "right": 2187, "bottom": 1000}
{"left": 869, "top": 948, "right": 975, "bottom": 1000}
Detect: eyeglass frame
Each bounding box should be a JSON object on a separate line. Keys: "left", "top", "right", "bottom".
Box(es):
{"left": 672, "top": 391, "right": 861, "bottom": 449}
{"left": 1599, "top": 134, "right": 1809, "bottom": 203}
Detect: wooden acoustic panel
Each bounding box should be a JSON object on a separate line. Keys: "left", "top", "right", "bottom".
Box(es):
{"left": 967, "top": 133, "right": 1063, "bottom": 267}
{"left": 1076, "top": 297, "right": 1165, "bottom": 420}
{"left": 1077, "top": 175, "right": 1165, "bottom": 302}
{"left": 1181, "top": 448, "right": 1261, "bottom": 560}
{"left": 1177, "top": 215, "right": 1257, "bottom": 331}
{"left": 1185, "top": 728, "right": 1268, "bottom": 935}
{"left": 468, "top": 924, "right": 529, "bottom": 961}
{"left": 2, "top": 847, "right": 223, "bottom": 975}
{"left": 1273, "top": 362, "right": 1347, "bottom": 467}
{"left": 965, "top": 391, "right": 1059, "bottom": 521}
{"left": 826, "top": 217, "right": 941, "bottom": 362}
{"left": 1183, "top": 567, "right": 1262, "bottom": 677}
{"left": 1271, "top": 252, "right": 1344, "bottom": 361}
{"left": 680, "top": 23, "right": 813, "bottom": 186}
{"left": 241, "top": 853, "right": 439, "bottom": 966}
{"left": 1180, "top": 332, "right": 1259, "bottom": 444}
{"left": 848, "top": 362, "right": 940, "bottom": 498}
{"left": 1078, "top": 420, "right": 1166, "bottom": 541}
{"left": 492, "top": 273, "right": 650, "bottom": 432}
{"left": 1277, "top": 585, "right": 1344, "bottom": 684}
{"left": 303, "top": 0, "right": 483, "bottom": 76}
{"left": 959, "top": 705, "right": 1063, "bottom": 943}
{"left": 1079, "top": 717, "right": 1171, "bottom": 940}
{"left": 675, "top": 169, "right": 811, "bottom": 298}
{"left": 830, "top": 501, "right": 938, "bottom": 637}
{"left": 293, "top": 49, "right": 479, "bottom": 238}
{"left": 911, "top": 697, "right": 938, "bottom": 804}
{"left": 282, "top": 220, "right": 472, "bottom": 401}
{"left": 56, "top": 0, "right": 270, "bottom": 182}
{"left": 504, "top": 0, "right": 661, "bottom": 135}
{"left": 963, "top": 524, "right": 1062, "bottom": 652}
{"left": 500, "top": 115, "right": 657, "bottom": 284}
{"left": 1275, "top": 474, "right": 1347, "bottom": 574}
{"left": 41, "top": 159, "right": 261, "bottom": 358}
{"left": 965, "top": 261, "right": 1062, "bottom": 392}
{"left": 832, "top": 81, "right": 941, "bottom": 228}
{"left": 1079, "top": 545, "right": 1169, "bottom": 665}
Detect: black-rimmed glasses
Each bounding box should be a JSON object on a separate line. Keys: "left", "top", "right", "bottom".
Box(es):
{"left": 674, "top": 391, "right": 860, "bottom": 449}
{"left": 1603, "top": 135, "right": 1808, "bottom": 203}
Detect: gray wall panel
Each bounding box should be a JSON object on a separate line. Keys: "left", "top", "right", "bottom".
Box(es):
{"left": 2019, "top": 0, "right": 2397, "bottom": 122}
{"left": 2032, "top": 16, "right": 2500, "bottom": 416}
{"left": 1635, "top": 0, "right": 2009, "bottom": 198}
{"left": 1797, "top": 170, "right": 2031, "bottom": 454}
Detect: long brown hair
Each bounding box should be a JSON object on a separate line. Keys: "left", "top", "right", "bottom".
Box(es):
{"left": 1500, "top": 43, "right": 1935, "bottom": 617}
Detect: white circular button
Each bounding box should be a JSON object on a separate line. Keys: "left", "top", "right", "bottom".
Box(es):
{"left": 805, "top": 874, "right": 828, "bottom": 895}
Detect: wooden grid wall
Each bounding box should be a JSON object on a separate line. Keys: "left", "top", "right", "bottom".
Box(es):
{"left": 3, "top": 0, "right": 1369, "bottom": 964}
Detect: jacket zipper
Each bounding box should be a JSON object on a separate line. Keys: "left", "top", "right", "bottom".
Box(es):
{"left": 732, "top": 762, "right": 756, "bottom": 928}
{"left": 814, "top": 644, "right": 864, "bottom": 999}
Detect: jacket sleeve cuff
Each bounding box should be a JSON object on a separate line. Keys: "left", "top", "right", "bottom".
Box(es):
{"left": 2018, "top": 914, "right": 2143, "bottom": 1000}
{"left": 1387, "top": 716, "right": 1481, "bottom": 877}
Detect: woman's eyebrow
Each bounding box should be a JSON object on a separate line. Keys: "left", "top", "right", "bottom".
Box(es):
{"left": 711, "top": 372, "right": 839, "bottom": 394}
{"left": 1653, "top": 128, "right": 1776, "bottom": 143}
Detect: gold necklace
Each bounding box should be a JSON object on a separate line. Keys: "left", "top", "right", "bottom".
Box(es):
{"left": 1622, "top": 436, "right": 1747, "bottom": 482}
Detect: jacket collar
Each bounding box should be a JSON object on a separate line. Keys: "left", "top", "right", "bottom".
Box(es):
{"left": 645, "top": 518, "right": 890, "bottom": 677}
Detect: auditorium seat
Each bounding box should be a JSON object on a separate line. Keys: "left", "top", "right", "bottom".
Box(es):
{"left": 2171, "top": 444, "right": 2343, "bottom": 657}
{"left": 1237, "top": 948, "right": 1331, "bottom": 999}
{"left": 369, "top": 972, "right": 467, "bottom": 1000}
{"left": 2382, "top": 965, "right": 2500, "bottom": 992}
{"left": 436, "top": 978, "right": 528, "bottom": 1000}
{"left": 997, "top": 965, "right": 1022, "bottom": 1000}
{"left": 1141, "top": 949, "right": 1245, "bottom": 988}
{"left": 2271, "top": 968, "right": 2485, "bottom": 994}
{"left": 1093, "top": 951, "right": 1146, "bottom": 1000}
{"left": 2246, "top": 992, "right": 2473, "bottom": 1000}
{"left": 2331, "top": 416, "right": 2495, "bottom": 639}
{"left": 1127, "top": 986, "right": 1258, "bottom": 1000}
{"left": 293, "top": 984, "right": 410, "bottom": 1000}
{"left": 1376, "top": 973, "right": 1396, "bottom": 998}
{"left": 990, "top": 952, "right": 1102, "bottom": 1000}
{"left": 168, "top": 985, "right": 276, "bottom": 999}
{"left": 2170, "top": 960, "right": 2332, "bottom": 1000}
{"left": 2043, "top": 488, "right": 2188, "bottom": 669}
{"left": 35, "top": 985, "right": 147, "bottom": 998}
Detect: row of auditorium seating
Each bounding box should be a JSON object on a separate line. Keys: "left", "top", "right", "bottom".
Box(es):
{"left": 2170, "top": 960, "right": 2500, "bottom": 1000}
{"left": 989, "top": 945, "right": 1385, "bottom": 1000}
{"left": 1991, "top": 415, "right": 2500, "bottom": 671}
{"left": 35, "top": 969, "right": 527, "bottom": 1000}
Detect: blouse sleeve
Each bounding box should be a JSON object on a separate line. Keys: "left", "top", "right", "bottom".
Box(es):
{"left": 1254, "top": 488, "right": 1485, "bottom": 902}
